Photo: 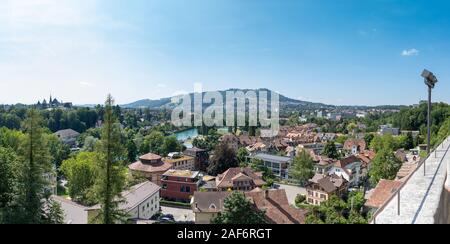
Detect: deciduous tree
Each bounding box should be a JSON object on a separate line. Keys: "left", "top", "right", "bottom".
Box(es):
{"left": 212, "top": 191, "right": 268, "bottom": 224}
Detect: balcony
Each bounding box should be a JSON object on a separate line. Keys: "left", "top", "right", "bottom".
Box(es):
{"left": 371, "top": 136, "right": 450, "bottom": 224}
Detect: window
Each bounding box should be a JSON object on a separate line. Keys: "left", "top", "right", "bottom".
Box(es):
{"left": 320, "top": 194, "right": 326, "bottom": 200}
{"left": 162, "top": 184, "right": 167, "bottom": 190}
{"left": 180, "top": 186, "right": 185, "bottom": 192}
{"left": 186, "top": 186, "right": 191, "bottom": 193}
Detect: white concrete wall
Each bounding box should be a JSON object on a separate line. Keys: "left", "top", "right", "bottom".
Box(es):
{"left": 128, "top": 191, "right": 160, "bottom": 220}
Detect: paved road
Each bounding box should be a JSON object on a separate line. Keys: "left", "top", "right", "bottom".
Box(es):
{"left": 161, "top": 206, "right": 195, "bottom": 222}
{"left": 277, "top": 184, "right": 306, "bottom": 205}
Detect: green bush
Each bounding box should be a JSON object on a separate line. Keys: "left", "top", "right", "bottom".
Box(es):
{"left": 160, "top": 199, "right": 192, "bottom": 208}
{"left": 295, "top": 194, "right": 306, "bottom": 207}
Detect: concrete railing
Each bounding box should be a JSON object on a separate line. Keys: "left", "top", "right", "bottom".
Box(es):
{"left": 371, "top": 136, "right": 450, "bottom": 224}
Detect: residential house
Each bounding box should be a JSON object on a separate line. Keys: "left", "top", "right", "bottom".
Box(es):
{"left": 306, "top": 174, "right": 348, "bottom": 206}
{"left": 329, "top": 155, "right": 362, "bottom": 187}
{"left": 401, "top": 130, "right": 420, "bottom": 138}
{"left": 395, "top": 149, "right": 408, "bottom": 163}
{"left": 379, "top": 125, "right": 400, "bottom": 136}
{"left": 183, "top": 147, "right": 209, "bottom": 171}
{"left": 219, "top": 134, "right": 239, "bottom": 151}
{"left": 365, "top": 180, "right": 403, "bottom": 210}
{"left": 163, "top": 154, "right": 195, "bottom": 171}
{"left": 327, "top": 112, "right": 342, "bottom": 121}
{"left": 246, "top": 142, "right": 267, "bottom": 154}
{"left": 128, "top": 153, "right": 173, "bottom": 185}
{"left": 344, "top": 139, "right": 366, "bottom": 155}
{"left": 316, "top": 133, "right": 337, "bottom": 142}
{"left": 54, "top": 181, "right": 161, "bottom": 224}
{"left": 305, "top": 149, "right": 335, "bottom": 175}
{"left": 215, "top": 167, "right": 265, "bottom": 192}
{"left": 250, "top": 153, "right": 292, "bottom": 179}
{"left": 54, "top": 129, "right": 80, "bottom": 148}
{"left": 357, "top": 150, "right": 376, "bottom": 177}
{"left": 161, "top": 170, "right": 201, "bottom": 203}
{"left": 191, "top": 189, "right": 308, "bottom": 224}
{"left": 238, "top": 134, "right": 262, "bottom": 147}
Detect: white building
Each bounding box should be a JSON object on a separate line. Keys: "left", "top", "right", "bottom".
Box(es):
{"left": 54, "top": 181, "right": 161, "bottom": 224}
{"left": 328, "top": 155, "right": 362, "bottom": 187}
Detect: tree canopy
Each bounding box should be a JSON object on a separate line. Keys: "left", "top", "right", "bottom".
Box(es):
{"left": 212, "top": 191, "right": 269, "bottom": 224}
{"left": 289, "top": 150, "right": 315, "bottom": 185}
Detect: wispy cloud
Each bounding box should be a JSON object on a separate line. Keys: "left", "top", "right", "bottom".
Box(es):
{"left": 79, "top": 81, "right": 96, "bottom": 88}
{"left": 357, "top": 28, "right": 378, "bottom": 37}
{"left": 401, "top": 48, "right": 419, "bottom": 56}
{"left": 172, "top": 90, "right": 189, "bottom": 96}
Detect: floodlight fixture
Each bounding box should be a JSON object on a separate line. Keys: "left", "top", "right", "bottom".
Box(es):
{"left": 422, "top": 69, "right": 438, "bottom": 88}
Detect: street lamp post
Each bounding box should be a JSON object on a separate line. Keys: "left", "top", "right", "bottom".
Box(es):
{"left": 421, "top": 69, "right": 438, "bottom": 175}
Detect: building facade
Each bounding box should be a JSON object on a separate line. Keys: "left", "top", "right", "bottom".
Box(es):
{"left": 128, "top": 153, "right": 173, "bottom": 185}
{"left": 161, "top": 170, "right": 201, "bottom": 202}
{"left": 250, "top": 153, "right": 292, "bottom": 179}
{"left": 306, "top": 174, "right": 348, "bottom": 206}
{"left": 163, "top": 154, "right": 195, "bottom": 171}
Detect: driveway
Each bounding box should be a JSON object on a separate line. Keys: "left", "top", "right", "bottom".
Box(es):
{"left": 276, "top": 184, "right": 307, "bottom": 205}
{"left": 160, "top": 206, "right": 195, "bottom": 222}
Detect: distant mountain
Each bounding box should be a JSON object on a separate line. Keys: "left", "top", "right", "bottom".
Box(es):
{"left": 120, "top": 88, "right": 334, "bottom": 110}
{"left": 122, "top": 97, "right": 172, "bottom": 109}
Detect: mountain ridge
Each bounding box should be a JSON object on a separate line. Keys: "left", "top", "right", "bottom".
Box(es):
{"left": 120, "top": 88, "right": 333, "bottom": 109}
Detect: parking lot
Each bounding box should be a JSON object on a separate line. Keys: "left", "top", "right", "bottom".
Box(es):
{"left": 160, "top": 206, "right": 195, "bottom": 222}
{"left": 276, "top": 183, "right": 307, "bottom": 205}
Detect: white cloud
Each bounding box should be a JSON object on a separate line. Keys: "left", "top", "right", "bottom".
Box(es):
{"left": 79, "top": 81, "right": 96, "bottom": 88}
{"left": 401, "top": 48, "right": 419, "bottom": 56}
{"left": 172, "top": 90, "right": 189, "bottom": 96}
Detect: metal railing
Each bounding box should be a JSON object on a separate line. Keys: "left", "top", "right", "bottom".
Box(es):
{"left": 371, "top": 136, "right": 450, "bottom": 224}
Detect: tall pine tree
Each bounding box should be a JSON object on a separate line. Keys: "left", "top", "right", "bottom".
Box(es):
{"left": 15, "top": 109, "right": 52, "bottom": 224}
{"left": 92, "top": 95, "right": 128, "bottom": 224}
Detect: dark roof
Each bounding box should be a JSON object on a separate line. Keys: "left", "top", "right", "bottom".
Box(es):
{"left": 192, "top": 192, "right": 230, "bottom": 213}
{"left": 54, "top": 129, "right": 80, "bottom": 138}
{"left": 252, "top": 153, "right": 292, "bottom": 163}
{"left": 309, "top": 174, "right": 347, "bottom": 193}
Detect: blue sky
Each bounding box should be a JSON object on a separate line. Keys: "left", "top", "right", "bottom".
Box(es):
{"left": 0, "top": 0, "right": 449, "bottom": 105}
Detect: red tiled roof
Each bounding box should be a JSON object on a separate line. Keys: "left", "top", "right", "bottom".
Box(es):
{"left": 128, "top": 160, "right": 172, "bottom": 173}
{"left": 216, "top": 167, "right": 266, "bottom": 189}
{"left": 335, "top": 155, "right": 361, "bottom": 168}
{"left": 139, "top": 153, "right": 162, "bottom": 161}
{"left": 365, "top": 180, "right": 403, "bottom": 208}
{"left": 344, "top": 139, "right": 366, "bottom": 151}
{"left": 246, "top": 189, "right": 307, "bottom": 224}
{"left": 192, "top": 189, "right": 308, "bottom": 224}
